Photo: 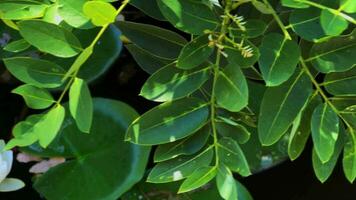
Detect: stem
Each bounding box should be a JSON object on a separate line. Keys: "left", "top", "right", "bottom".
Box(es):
{"left": 55, "top": 0, "right": 130, "bottom": 105}
{"left": 211, "top": 0, "right": 232, "bottom": 166}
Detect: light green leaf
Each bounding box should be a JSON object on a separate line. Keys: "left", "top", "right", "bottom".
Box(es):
{"left": 312, "top": 126, "right": 345, "bottom": 183}
{"left": 154, "top": 125, "right": 210, "bottom": 162}
{"left": 116, "top": 21, "right": 187, "bottom": 59}
{"left": 215, "top": 64, "right": 249, "bottom": 112}
{"left": 258, "top": 33, "right": 300, "bottom": 86}
{"left": 343, "top": 129, "right": 356, "bottom": 183}
{"left": 311, "top": 103, "right": 339, "bottom": 163}
{"left": 12, "top": 84, "right": 55, "bottom": 109}
{"left": 324, "top": 68, "right": 356, "bottom": 96}
{"left": 157, "top": 0, "right": 219, "bottom": 35}
{"left": 216, "top": 117, "right": 251, "bottom": 144}
{"left": 36, "top": 105, "right": 66, "bottom": 148}
{"left": 69, "top": 78, "right": 93, "bottom": 133}
{"left": 320, "top": 9, "right": 348, "bottom": 36}
{"left": 216, "top": 165, "right": 237, "bottom": 200}
{"left": 252, "top": 1, "right": 273, "bottom": 14}
{"left": 3, "top": 39, "right": 30, "bottom": 53}
{"left": 83, "top": 1, "right": 116, "bottom": 26}
{"left": 141, "top": 63, "right": 211, "bottom": 102}
{"left": 178, "top": 166, "right": 216, "bottom": 193}
{"left": 218, "top": 137, "right": 251, "bottom": 177}
{"left": 57, "top": 0, "right": 92, "bottom": 28}
{"left": 309, "top": 30, "right": 356, "bottom": 73}
{"left": 177, "top": 34, "right": 214, "bottom": 69}
{"left": 125, "top": 44, "right": 173, "bottom": 74}
{"left": 0, "top": 1, "right": 48, "bottom": 20}
{"left": 258, "top": 70, "right": 312, "bottom": 145}
{"left": 126, "top": 98, "right": 209, "bottom": 145}
{"left": 0, "top": 178, "right": 25, "bottom": 192}
{"left": 340, "top": 0, "right": 356, "bottom": 13}
{"left": 18, "top": 20, "right": 82, "bottom": 58}
{"left": 288, "top": 95, "right": 322, "bottom": 160}
{"left": 63, "top": 46, "right": 93, "bottom": 81}
{"left": 4, "top": 57, "right": 65, "bottom": 88}
{"left": 148, "top": 147, "right": 213, "bottom": 183}
{"left": 281, "top": 0, "right": 309, "bottom": 8}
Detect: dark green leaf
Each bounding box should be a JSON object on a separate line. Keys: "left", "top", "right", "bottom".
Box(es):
{"left": 178, "top": 166, "right": 216, "bottom": 193}
{"left": 281, "top": 0, "right": 309, "bottom": 8}
{"left": 343, "top": 129, "right": 356, "bottom": 183}
{"left": 3, "top": 39, "right": 30, "bottom": 53}
{"left": 258, "top": 33, "right": 300, "bottom": 86}
{"left": 311, "top": 103, "right": 339, "bottom": 163}
{"left": 320, "top": 9, "right": 348, "bottom": 36}
{"left": 216, "top": 117, "right": 251, "bottom": 144}
{"left": 228, "top": 19, "right": 267, "bottom": 38}
{"left": 140, "top": 63, "right": 211, "bottom": 102}
{"left": 258, "top": 70, "right": 312, "bottom": 145}
{"left": 130, "top": 0, "right": 165, "bottom": 20}
{"left": 324, "top": 68, "right": 356, "bottom": 96}
{"left": 224, "top": 42, "right": 260, "bottom": 68}
{"left": 126, "top": 98, "right": 210, "bottom": 145}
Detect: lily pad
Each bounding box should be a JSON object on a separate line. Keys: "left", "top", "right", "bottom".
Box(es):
{"left": 24, "top": 98, "right": 150, "bottom": 200}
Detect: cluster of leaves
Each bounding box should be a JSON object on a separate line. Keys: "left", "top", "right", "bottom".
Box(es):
{"left": 0, "top": 0, "right": 355, "bottom": 199}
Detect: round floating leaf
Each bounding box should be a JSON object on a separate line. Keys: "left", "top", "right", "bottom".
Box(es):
{"left": 33, "top": 98, "right": 151, "bottom": 200}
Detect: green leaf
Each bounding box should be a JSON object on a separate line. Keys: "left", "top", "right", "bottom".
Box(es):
{"left": 125, "top": 44, "right": 173, "bottom": 74}
{"left": 18, "top": 20, "right": 82, "bottom": 58}
{"left": 216, "top": 165, "right": 238, "bottom": 200}
{"left": 289, "top": 8, "right": 326, "bottom": 41}
{"left": 228, "top": 19, "right": 267, "bottom": 39}
{"left": 57, "top": 0, "right": 92, "bottom": 28}
{"left": 3, "top": 39, "right": 30, "bottom": 53}
{"left": 147, "top": 147, "right": 213, "bottom": 183}
{"left": 154, "top": 125, "right": 210, "bottom": 162}
{"left": 320, "top": 9, "right": 348, "bottom": 36}
{"left": 252, "top": 1, "right": 273, "bottom": 14}
{"left": 116, "top": 21, "right": 187, "bottom": 59}
{"left": 157, "top": 0, "right": 219, "bottom": 35}
{"left": 281, "top": 0, "right": 309, "bottom": 8}
{"left": 130, "top": 0, "right": 165, "bottom": 20}
{"left": 12, "top": 84, "right": 55, "bottom": 109}
{"left": 218, "top": 137, "right": 251, "bottom": 177}
{"left": 312, "top": 126, "right": 345, "bottom": 183}
{"left": 69, "top": 78, "right": 93, "bottom": 133}
{"left": 324, "top": 68, "right": 356, "bottom": 96}
{"left": 178, "top": 166, "right": 217, "bottom": 193}
{"left": 340, "top": 0, "right": 356, "bottom": 13}
{"left": 216, "top": 117, "right": 251, "bottom": 144}
{"left": 309, "top": 30, "right": 356, "bottom": 73}
{"left": 177, "top": 34, "right": 214, "bottom": 69}
{"left": 0, "top": 1, "right": 48, "bottom": 20}
{"left": 36, "top": 105, "right": 66, "bottom": 148}
{"left": 258, "top": 33, "right": 300, "bottom": 86}
{"left": 0, "top": 178, "right": 25, "bottom": 192}
{"left": 32, "top": 98, "right": 150, "bottom": 200}
{"left": 83, "top": 1, "right": 116, "bottom": 26}
{"left": 288, "top": 95, "right": 322, "bottom": 160}
{"left": 224, "top": 42, "right": 260, "bottom": 68}
{"left": 140, "top": 63, "right": 211, "bottom": 102}
{"left": 126, "top": 98, "right": 209, "bottom": 145}
{"left": 258, "top": 70, "right": 312, "bottom": 145}
{"left": 4, "top": 57, "right": 65, "bottom": 88}
{"left": 311, "top": 103, "right": 339, "bottom": 163}
{"left": 343, "top": 129, "right": 356, "bottom": 183}
{"left": 215, "top": 64, "right": 249, "bottom": 112}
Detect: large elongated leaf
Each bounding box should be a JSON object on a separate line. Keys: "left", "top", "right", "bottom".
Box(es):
{"left": 311, "top": 103, "right": 340, "bottom": 163}
{"left": 218, "top": 137, "right": 251, "bottom": 177}
{"left": 343, "top": 129, "right": 356, "bottom": 183}
{"left": 12, "top": 85, "right": 54, "bottom": 109}
{"left": 309, "top": 30, "right": 356, "bottom": 73}
{"left": 32, "top": 98, "right": 151, "bottom": 200}
{"left": 126, "top": 98, "right": 210, "bottom": 145}
{"left": 258, "top": 33, "right": 300, "bottom": 86}
{"left": 116, "top": 21, "right": 187, "bottom": 59}
{"left": 324, "top": 68, "right": 356, "bottom": 96}
{"left": 18, "top": 20, "right": 82, "bottom": 58}
{"left": 177, "top": 34, "right": 214, "bottom": 69}
{"left": 215, "top": 64, "right": 249, "bottom": 112}
{"left": 154, "top": 125, "right": 210, "bottom": 162}
{"left": 130, "top": 0, "right": 165, "bottom": 20}
{"left": 178, "top": 166, "right": 216, "bottom": 193}
{"left": 157, "top": 0, "right": 219, "bottom": 35}
{"left": 69, "top": 78, "right": 93, "bottom": 133}
{"left": 147, "top": 148, "right": 213, "bottom": 183}
{"left": 4, "top": 57, "right": 65, "bottom": 88}
{"left": 140, "top": 63, "right": 211, "bottom": 102}
{"left": 258, "top": 70, "right": 312, "bottom": 145}
{"left": 312, "top": 126, "right": 345, "bottom": 183}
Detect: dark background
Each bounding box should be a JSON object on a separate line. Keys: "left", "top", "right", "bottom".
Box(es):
{"left": 1, "top": 4, "right": 356, "bottom": 200}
